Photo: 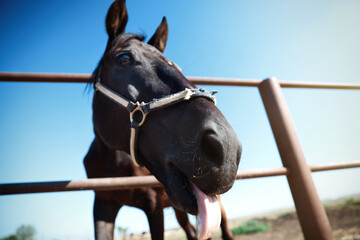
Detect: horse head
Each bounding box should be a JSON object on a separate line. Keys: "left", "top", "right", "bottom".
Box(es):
{"left": 91, "top": 0, "right": 241, "bottom": 237}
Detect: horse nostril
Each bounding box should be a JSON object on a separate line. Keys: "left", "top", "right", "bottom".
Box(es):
{"left": 201, "top": 130, "right": 224, "bottom": 167}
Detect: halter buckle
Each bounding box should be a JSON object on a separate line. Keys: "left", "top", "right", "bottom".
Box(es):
{"left": 130, "top": 102, "right": 149, "bottom": 128}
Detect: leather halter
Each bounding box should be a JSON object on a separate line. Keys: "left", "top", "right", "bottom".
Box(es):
{"left": 94, "top": 65, "right": 217, "bottom": 167}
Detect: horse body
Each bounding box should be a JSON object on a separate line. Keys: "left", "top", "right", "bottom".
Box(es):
{"left": 84, "top": 0, "right": 241, "bottom": 239}
{"left": 84, "top": 138, "right": 172, "bottom": 240}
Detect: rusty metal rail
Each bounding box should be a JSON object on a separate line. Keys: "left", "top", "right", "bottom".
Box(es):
{"left": 259, "top": 78, "right": 332, "bottom": 239}
{"left": 1, "top": 72, "right": 360, "bottom": 89}
{"left": 0, "top": 160, "right": 359, "bottom": 195}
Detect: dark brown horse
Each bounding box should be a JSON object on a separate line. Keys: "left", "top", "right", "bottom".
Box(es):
{"left": 84, "top": 0, "right": 241, "bottom": 239}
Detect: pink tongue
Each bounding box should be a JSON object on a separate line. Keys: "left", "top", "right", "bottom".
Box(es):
{"left": 191, "top": 182, "right": 221, "bottom": 240}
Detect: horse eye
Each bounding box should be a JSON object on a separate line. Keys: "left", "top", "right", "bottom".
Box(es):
{"left": 116, "top": 53, "right": 132, "bottom": 66}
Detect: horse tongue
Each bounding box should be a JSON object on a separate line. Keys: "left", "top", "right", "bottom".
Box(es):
{"left": 191, "top": 182, "right": 221, "bottom": 240}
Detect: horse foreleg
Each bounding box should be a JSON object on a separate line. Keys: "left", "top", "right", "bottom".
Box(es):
{"left": 143, "top": 206, "right": 164, "bottom": 240}
{"left": 138, "top": 190, "right": 164, "bottom": 240}
{"left": 174, "top": 209, "right": 197, "bottom": 240}
{"left": 218, "top": 197, "right": 234, "bottom": 240}
{"left": 93, "top": 194, "right": 122, "bottom": 240}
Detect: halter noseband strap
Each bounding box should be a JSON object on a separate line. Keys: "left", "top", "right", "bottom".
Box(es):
{"left": 94, "top": 68, "right": 217, "bottom": 167}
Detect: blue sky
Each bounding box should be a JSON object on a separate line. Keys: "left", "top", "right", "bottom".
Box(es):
{"left": 0, "top": 0, "right": 360, "bottom": 239}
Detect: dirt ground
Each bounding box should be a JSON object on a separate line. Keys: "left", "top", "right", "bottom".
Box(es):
{"left": 214, "top": 200, "right": 360, "bottom": 240}
{"left": 133, "top": 196, "right": 360, "bottom": 240}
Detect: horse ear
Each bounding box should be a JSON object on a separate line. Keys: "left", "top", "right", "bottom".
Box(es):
{"left": 106, "top": 0, "right": 128, "bottom": 40}
{"left": 148, "top": 17, "right": 168, "bottom": 53}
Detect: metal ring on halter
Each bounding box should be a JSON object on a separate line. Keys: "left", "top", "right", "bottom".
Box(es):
{"left": 130, "top": 102, "right": 149, "bottom": 128}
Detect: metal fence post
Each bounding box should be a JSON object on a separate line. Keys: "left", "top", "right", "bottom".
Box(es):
{"left": 258, "top": 77, "right": 333, "bottom": 240}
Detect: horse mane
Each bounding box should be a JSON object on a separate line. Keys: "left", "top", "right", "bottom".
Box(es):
{"left": 111, "top": 33, "right": 146, "bottom": 51}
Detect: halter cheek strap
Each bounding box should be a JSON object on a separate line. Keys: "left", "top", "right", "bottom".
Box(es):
{"left": 94, "top": 74, "right": 217, "bottom": 167}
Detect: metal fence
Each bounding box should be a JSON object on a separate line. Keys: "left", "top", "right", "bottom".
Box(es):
{"left": 1, "top": 72, "right": 360, "bottom": 240}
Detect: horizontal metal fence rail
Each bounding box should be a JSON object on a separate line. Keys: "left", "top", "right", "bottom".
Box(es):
{"left": 1, "top": 72, "right": 360, "bottom": 89}
{"left": 0, "top": 160, "right": 359, "bottom": 195}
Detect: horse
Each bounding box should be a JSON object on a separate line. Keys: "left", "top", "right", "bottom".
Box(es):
{"left": 84, "top": 0, "right": 242, "bottom": 239}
